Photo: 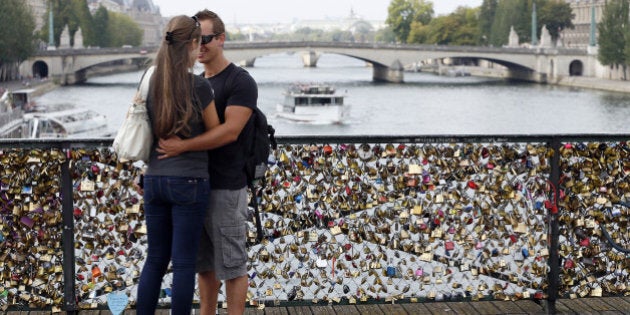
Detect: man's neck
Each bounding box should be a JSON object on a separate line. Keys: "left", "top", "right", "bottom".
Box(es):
{"left": 203, "top": 57, "right": 230, "bottom": 78}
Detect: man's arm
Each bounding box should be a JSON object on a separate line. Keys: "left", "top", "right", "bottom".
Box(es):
{"left": 157, "top": 105, "right": 252, "bottom": 158}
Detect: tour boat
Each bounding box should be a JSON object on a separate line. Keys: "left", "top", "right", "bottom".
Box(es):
{"left": 276, "top": 84, "right": 349, "bottom": 124}
{"left": 23, "top": 106, "right": 110, "bottom": 139}
{"left": 0, "top": 90, "right": 28, "bottom": 138}
{"left": 0, "top": 89, "right": 110, "bottom": 139}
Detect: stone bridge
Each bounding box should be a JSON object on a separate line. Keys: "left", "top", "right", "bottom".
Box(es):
{"left": 20, "top": 42, "right": 595, "bottom": 84}
{"left": 19, "top": 47, "right": 154, "bottom": 85}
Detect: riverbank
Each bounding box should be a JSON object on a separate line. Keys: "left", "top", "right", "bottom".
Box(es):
{"left": 0, "top": 78, "right": 58, "bottom": 98}
{"left": 439, "top": 66, "right": 630, "bottom": 94}
{"left": 0, "top": 63, "right": 143, "bottom": 98}
{"left": 555, "top": 76, "right": 630, "bottom": 94}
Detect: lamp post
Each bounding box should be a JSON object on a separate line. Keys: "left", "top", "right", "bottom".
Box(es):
{"left": 589, "top": 0, "right": 597, "bottom": 47}
{"left": 531, "top": 1, "right": 538, "bottom": 46}
{"left": 47, "top": 0, "right": 55, "bottom": 50}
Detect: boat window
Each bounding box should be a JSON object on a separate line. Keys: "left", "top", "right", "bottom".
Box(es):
{"left": 37, "top": 119, "right": 66, "bottom": 138}
{"left": 295, "top": 97, "right": 309, "bottom": 105}
{"left": 312, "top": 98, "right": 332, "bottom": 105}
{"left": 334, "top": 97, "right": 344, "bottom": 105}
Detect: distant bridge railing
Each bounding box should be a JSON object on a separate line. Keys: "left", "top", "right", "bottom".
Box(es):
{"left": 31, "top": 41, "right": 588, "bottom": 57}
{"left": 0, "top": 134, "right": 628, "bottom": 313}
{"left": 32, "top": 47, "right": 158, "bottom": 57}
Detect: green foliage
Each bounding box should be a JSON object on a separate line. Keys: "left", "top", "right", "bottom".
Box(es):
{"left": 0, "top": 0, "right": 36, "bottom": 64}
{"left": 70, "top": 0, "right": 95, "bottom": 46}
{"left": 489, "top": 0, "right": 532, "bottom": 47}
{"left": 408, "top": 21, "right": 429, "bottom": 44}
{"left": 92, "top": 7, "right": 110, "bottom": 47}
{"left": 107, "top": 12, "right": 143, "bottom": 47}
{"left": 598, "top": 0, "right": 629, "bottom": 68}
{"left": 478, "top": 0, "right": 497, "bottom": 45}
{"left": 482, "top": 0, "right": 573, "bottom": 47}
{"left": 386, "top": 0, "right": 434, "bottom": 43}
{"left": 539, "top": 0, "right": 574, "bottom": 42}
{"left": 41, "top": 2, "right": 142, "bottom": 48}
{"left": 422, "top": 7, "right": 479, "bottom": 45}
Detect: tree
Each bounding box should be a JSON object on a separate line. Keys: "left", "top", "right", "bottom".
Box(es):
{"left": 41, "top": 0, "right": 93, "bottom": 48}
{"left": 539, "top": 0, "right": 574, "bottom": 43}
{"left": 92, "top": 6, "right": 110, "bottom": 47}
{"left": 478, "top": 0, "right": 498, "bottom": 45}
{"left": 418, "top": 7, "right": 479, "bottom": 45}
{"left": 107, "top": 12, "right": 143, "bottom": 47}
{"left": 488, "top": 0, "right": 532, "bottom": 46}
{"left": 408, "top": 21, "right": 430, "bottom": 43}
{"left": 69, "top": 0, "right": 94, "bottom": 47}
{"left": 0, "top": 0, "right": 36, "bottom": 81}
{"left": 598, "top": 0, "right": 629, "bottom": 79}
{"left": 386, "top": 0, "right": 434, "bottom": 43}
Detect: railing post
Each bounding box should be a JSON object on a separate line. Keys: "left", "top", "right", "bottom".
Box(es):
{"left": 547, "top": 137, "right": 561, "bottom": 314}
{"left": 61, "top": 146, "right": 78, "bottom": 313}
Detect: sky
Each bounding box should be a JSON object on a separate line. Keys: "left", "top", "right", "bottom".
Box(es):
{"left": 152, "top": 0, "right": 484, "bottom": 24}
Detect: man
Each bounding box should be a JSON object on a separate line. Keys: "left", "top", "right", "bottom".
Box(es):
{"left": 157, "top": 9, "right": 257, "bottom": 315}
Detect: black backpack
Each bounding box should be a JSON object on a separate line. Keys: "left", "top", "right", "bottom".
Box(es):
{"left": 244, "top": 108, "right": 276, "bottom": 184}
{"left": 246, "top": 108, "right": 276, "bottom": 243}
{"left": 224, "top": 66, "right": 277, "bottom": 243}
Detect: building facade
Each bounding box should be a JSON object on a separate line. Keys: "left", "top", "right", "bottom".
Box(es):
{"left": 25, "top": 0, "right": 48, "bottom": 31}
{"left": 561, "top": 0, "right": 606, "bottom": 49}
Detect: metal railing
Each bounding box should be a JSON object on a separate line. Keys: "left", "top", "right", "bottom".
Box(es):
{"left": 0, "top": 135, "right": 628, "bottom": 314}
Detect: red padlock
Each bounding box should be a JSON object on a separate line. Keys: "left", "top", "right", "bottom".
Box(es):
{"left": 445, "top": 241, "right": 455, "bottom": 251}
{"left": 563, "top": 259, "right": 575, "bottom": 269}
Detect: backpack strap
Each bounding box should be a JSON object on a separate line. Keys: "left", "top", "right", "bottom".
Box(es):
{"left": 249, "top": 181, "right": 265, "bottom": 243}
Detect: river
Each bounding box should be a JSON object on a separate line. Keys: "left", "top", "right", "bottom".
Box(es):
{"left": 34, "top": 53, "right": 630, "bottom": 137}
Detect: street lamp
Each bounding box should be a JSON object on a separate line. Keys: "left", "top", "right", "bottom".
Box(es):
{"left": 531, "top": 1, "right": 538, "bottom": 46}
{"left": 47, "top": 0, "right": 55, "bottom": 50}
{"left": 589, "top": 0, "right": 596, "bottom": 47}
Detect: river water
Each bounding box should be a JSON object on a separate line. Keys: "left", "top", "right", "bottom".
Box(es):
{"left": 35, "top": 53, "right": 630, "bottom": 137}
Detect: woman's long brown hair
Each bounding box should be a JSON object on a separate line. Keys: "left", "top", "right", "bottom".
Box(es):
{"left": 150, "top": 15, "right": 201, "bottom": 138}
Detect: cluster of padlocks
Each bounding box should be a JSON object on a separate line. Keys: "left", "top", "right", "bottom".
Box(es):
{"left": 0, "top": 139, "right": 627, "bottom": 311}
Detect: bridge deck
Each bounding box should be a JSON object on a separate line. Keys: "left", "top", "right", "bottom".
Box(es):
{"left": 5, "top": 297, "right": 629, "bottom": 314}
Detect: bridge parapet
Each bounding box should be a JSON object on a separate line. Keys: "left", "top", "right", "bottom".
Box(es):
{"left": 25, "top": 42, "right": 595, "bottom": 84}
{"left": 31, "top": 46, "right": 159, "bottom": 57}
{"left": 0, "top": 134, "right": 627, "bottom": 312}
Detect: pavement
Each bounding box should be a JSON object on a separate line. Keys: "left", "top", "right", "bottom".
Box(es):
{"left": 0, "top": 78, "right": 58, "bottom": 98}
{"left": 556, "top": 76, "right": 630, "bottom": 93}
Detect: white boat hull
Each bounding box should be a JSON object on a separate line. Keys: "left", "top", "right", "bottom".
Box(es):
{"left": 24, "top": 108, "right": 110, "bottom": 138}
{"left": 276, "top": 104, "right": 350, "bottom": 124}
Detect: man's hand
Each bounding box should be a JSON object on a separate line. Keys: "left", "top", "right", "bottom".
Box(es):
{"left": 157, "top": 136, "right": 185, "bottom": 159}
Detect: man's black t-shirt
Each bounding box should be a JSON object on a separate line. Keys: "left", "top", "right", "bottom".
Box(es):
{"left": 203, "top": 63, "right": 258, "bottom": 190}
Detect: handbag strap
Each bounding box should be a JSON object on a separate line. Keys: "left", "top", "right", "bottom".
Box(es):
{"left": 138, "top": 66, "right": 155, "bottom": 102}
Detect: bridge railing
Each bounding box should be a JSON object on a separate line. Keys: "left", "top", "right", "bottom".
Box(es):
{"left": 0, "top": 135, "right": 628, "bottom": 313}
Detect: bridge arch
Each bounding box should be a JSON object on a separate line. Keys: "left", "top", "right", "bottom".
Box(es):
{"left": 23, "top": 48, "right": 156, "bottom": 85}
{"left": 32, "top": 60, "right": 49, "bottom": 79}
{"left": 569, "top": 60, "right": 584, "bottom": 76}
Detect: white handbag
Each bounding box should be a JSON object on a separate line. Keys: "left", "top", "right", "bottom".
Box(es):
{"left": 113, "top": 66, "right": 155, "bottom": 162}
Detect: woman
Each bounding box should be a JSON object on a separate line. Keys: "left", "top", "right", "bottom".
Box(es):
{"left": 136, "top": 15, "right": 218, "bottom": 315}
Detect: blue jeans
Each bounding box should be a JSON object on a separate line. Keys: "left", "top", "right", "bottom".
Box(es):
{"left": 136, "top": 176, "right": 209, "bottom": 315}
